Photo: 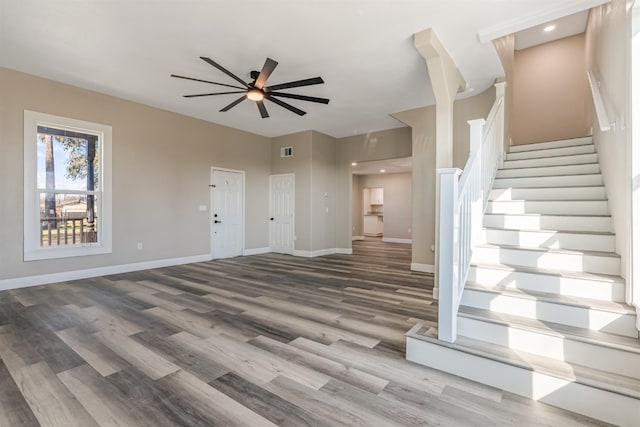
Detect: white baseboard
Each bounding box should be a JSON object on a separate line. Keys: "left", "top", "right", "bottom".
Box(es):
{"left": 293, "top": 248, "right": 352, "bottom": 257}
{"left": 382, "top": 237, "right": 412, "bottom": 244}
{"left": 243, "top": 247, "right": 271, "bottom": 256}
{"left": 0, "top": 254, "right": 212, "bottom": 292}
{"left": 411, "top": 263, "right": 434, "bottom": 273}
{"left": 352, "top": 236, "right": 365, "bottom": 241}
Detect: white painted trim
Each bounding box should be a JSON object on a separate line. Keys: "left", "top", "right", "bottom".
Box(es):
{"left": 293, "top": 248, "right": 352, "bottom": 258}
{"left": 587, "top": 71, "right": 614, "bottom": 131}
{"left": 477, "top": 0, "right": 610, "bottom": 43}
{"left": 352, "top": 235, "right": 365, "bottom": 241}
{"left": 334, "top": 248, "right": 353, "bottom": 255}
{"left": 382, "top": 237, "right": 412, "bottom": 244}
{"left": 210, "top": 167, "right": 245, "bottom": 259}
{"left": 23, "top": 110, "right": 113, "bottom": 261}
{"left": 243, "top": 247, "right": 271, "bottom": 256}
{"left": 411, "top": 263, "right": 435, "bottom": 273}
{"left": 0, "top": 254, "right": 211, "bottom": 292}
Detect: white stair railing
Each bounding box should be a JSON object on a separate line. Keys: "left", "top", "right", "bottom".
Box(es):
{"left": 437, "top": 82, "right": 505, "bottom": 343}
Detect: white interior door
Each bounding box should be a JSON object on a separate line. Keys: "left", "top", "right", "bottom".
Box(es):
{"left": 270, "top": 174, "right": 294, "bottom": 254}
{"left": 211, "top": 169, "right": 244, "bottom": 259}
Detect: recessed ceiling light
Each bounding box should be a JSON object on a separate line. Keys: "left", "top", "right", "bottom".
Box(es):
{"left": 380, "top": 169, "right": 386, "bottom": 173}
{"left": 544, "top": 25, "right": 556, "bottom": 32}
{"left": 351, "top": 162, "right": 357, "bottom": 166}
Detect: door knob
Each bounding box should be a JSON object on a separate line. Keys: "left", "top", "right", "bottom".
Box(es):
{"left": 214, "top": 220, "right": 222, "bottom": 224}
{"left": 270, "top": 218, "right": 274, "bottom": 221}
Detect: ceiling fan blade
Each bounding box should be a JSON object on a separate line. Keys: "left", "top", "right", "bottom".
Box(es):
{"left": 256, "top": 100, "right": 269, "bottom": 118}
{"left": 220, "top": 95, "right": 247, "bottom": 112}
{"left": 184, "top": 91, "right": 246, "bottom": 98}
{"left": 200, "top": 57, "right": 249, "bottom": 88}
{"left": 170, "top": 74, "right": 246, "bottom": 90}
{"left": 268, "top": 91, "right": 329, "bottom": 104}
{"left": 266, "top": 77, "right": 324, "bottom": 91}
{"left": 265, "top": 95, "right": 306, "bottom": 116}
{"left": 254, "top": 58, "right": 278, "bottom": 90}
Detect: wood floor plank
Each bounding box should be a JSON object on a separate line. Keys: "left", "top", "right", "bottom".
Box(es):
{"left": 58, "top": 364, "right": 153, "bottom": 426}
{"left": 161, "top": 369, "right": 278, "bottom": 427}
{"left": 248, "top": 335, "right": 389, "bottom": 394}
{"left": 12, "top": 362, "right": 98, "bottom": 427}
{"left": 56, "top": 327, "right": 128, "bottom": 377}
{"left": 0, "top": 359, "right": 39, "bottom": 427}
{"left": 210, "top": 372, "right": 329, "bottom": 427}
{"left": 95, "top": 331, "right": 180, "bottom": 380}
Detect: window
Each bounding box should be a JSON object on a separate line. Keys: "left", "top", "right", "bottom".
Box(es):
{"left": 24, "top": 111, "right": 112, "bottom": 260}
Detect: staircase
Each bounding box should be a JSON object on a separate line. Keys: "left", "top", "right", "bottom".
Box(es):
{"left": 406, "top": 136, "right": 640, "bottom": 426}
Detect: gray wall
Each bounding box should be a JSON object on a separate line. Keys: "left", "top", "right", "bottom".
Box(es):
{"left": 311, "top": 131, "right": 337, "bottom": 251}
{"left": 358, "top": 173, "right": 412, "bottom": 240}
{"left": 0, "top": 66, "right": 271, "bottom": 280}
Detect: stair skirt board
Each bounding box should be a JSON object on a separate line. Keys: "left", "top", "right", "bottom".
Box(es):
{"left": 405, "top": 336, "right": 640, "bottom": 427}
{"left": 456, "top": 316, "right": 640, "bottom": 379}
{"left": 460, "top": 288, "right": 637, "bottom": 338}
{"left": 468, "top": 265, "right": 626, "bottom": 302}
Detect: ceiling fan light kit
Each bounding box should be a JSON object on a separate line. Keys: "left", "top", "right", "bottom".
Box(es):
{"left": 172, "top": 57, "right": 329, "bottom": 118}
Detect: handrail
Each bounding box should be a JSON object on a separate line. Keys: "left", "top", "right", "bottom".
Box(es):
{"left": 436, "top": 82, "right": 505, "bottom": 343}
{"left": 587, "top": 71, "right": 613, "bottom": 132}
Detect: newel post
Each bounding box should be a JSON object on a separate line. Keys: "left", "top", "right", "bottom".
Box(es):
{"left": 437, "top": 168, "right": 462, "bottom": 343}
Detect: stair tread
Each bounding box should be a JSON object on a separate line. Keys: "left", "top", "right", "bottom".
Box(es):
{"left": 477, "top": 243, "right": 620, "bottom": 258}
{"left": 495, "top": 173, "right": 602, "bottom": 179}
{"left": 509, "top": 137, "right": 592, "bottom": 152}
{"left": 483, "top": 226, "right": 614, "bottom": 236}
{"left": 457, "top": 306, "right": 640, "bottom": 352}
{"left": 484, "top": 213, "right": 611, "bottom": 218}
{"left": 463, "top": 282, "right": 635, "bottom": 314}
{"left": 407, "top": 324, "right": 640, "bottom": 399}
{"left": 499, "top": 162, "right": 599, "bottom": 171}
{"left": 470, "top": 262, "right": 625, "bottom": 284}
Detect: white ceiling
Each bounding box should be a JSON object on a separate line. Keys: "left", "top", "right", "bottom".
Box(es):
{"left": 0, "top": 0, "right": 603, "bottom": 138}
{"left": 515, "top": 10, "right": 589, "bottom": 50}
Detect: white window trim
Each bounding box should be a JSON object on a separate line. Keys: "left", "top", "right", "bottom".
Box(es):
{"left": 23, "top": 110, "right": 112, "bottom": 261}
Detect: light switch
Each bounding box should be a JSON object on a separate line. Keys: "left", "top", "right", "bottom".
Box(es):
{"left": 199, "top": 205, "right": 207, "bottom": 211}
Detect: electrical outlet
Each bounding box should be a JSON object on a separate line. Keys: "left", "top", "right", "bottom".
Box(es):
{"left": 137, "top": 242, "right": 143, "bottom": 250}
{"left": 408, "top": 228, "right": 411, "bottom": 233}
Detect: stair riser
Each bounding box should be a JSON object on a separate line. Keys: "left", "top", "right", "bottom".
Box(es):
{"left": 468, "top": 266, "right": 626, "bottom": 302}
{"left": 457, "top": 316, "right": 640, "bottom": 379}
{"left": 482, "top": 229, "right": 615, "bottom": 252}
{"left": 502, "top": 153, "right": 598, "bottom": 169}
{"left": 483, "top": 214, "right": 612, "bottom": 232}
{"left": 493, "top": 174, "right": 603, "bottom": 189}
{"left": 496, "top": 163, "right": 599, "bottom": 178}
{"left": 506, "top": 144, "right": 595, "bottom": 160}
{"left": 509, "top": 137, "right": 593, "bottom": 153}
{"left": 406, "top": 338, "right": 640, "bottom": 426}
{"left": 489, "top": 187, "right": 606, "bottom": 201}
{"left": 486, "top": 200, "right": 609, "bottom": 215}
{"left": 461, "top": 289, "right": 637, "bottom": 337}
{"left": 472, "top": 246, "right": 620, "bottom": 275}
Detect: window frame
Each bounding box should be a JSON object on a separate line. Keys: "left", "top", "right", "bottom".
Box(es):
{"left": 23, "top": 110, "right": 112, "bottom": 261}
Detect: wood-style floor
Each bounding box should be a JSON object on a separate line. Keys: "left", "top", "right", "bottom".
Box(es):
{"left": 0, "top": 238, "right": 607, "bottom": 426}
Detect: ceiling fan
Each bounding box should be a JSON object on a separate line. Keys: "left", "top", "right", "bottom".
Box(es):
{"left": 171, "top": 57, "right": 329, "bottom": 118}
